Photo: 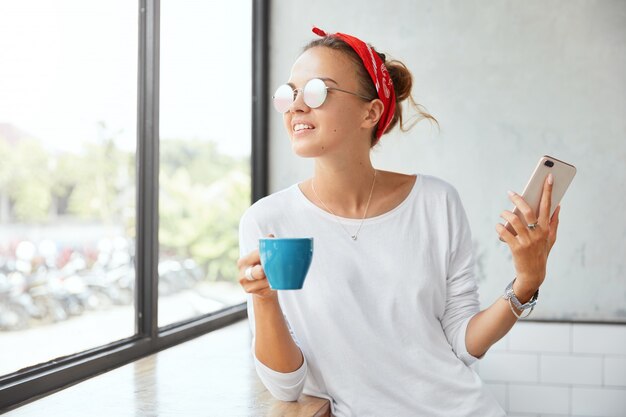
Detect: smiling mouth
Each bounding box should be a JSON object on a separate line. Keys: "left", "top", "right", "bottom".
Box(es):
{"left": 293, "top": 123, "right": 315, "bottom": 133}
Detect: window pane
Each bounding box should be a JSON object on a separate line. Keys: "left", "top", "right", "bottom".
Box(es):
{"left": 0, "top": 0, "right": 137, "bottom": 376}
{"left": 159, "top": 1, "right": 251, "bottom": 327}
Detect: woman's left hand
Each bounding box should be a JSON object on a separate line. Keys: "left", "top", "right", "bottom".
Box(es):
{"left": 496, "top": 174, "right": 561, "bottom": 301}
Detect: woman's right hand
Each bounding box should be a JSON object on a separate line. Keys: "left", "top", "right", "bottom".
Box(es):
{"left": 237, "top": 235, "right": 277, "bottom": 302}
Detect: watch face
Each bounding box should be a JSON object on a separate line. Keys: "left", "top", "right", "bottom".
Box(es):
{"left": 504, "top": 285, "right": 515, "bottom": 300}
{"left": 503, "top": 279, "right": 539, "bottom": 312}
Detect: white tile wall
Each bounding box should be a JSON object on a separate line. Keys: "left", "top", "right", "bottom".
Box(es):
{"left": 604, "top": 356, "right": 626, "bottom": 386}
{"left": 509, "top": 322, "right": 571, "bottom": 353}
{"left": 540, "top": 354, "right": 602, "bottom": 385}
{"left": 508, "top": 384, "right": 569, "bottom": 414}
{"left": 571, "top": 387, "right": 626, "bottom": 417}
{"left": 479, "top": 351, "right": 539, "bottom": 382}
{"left": 572, "top": 324, "right": 626, "bottom": 355}
{"left": 474, "top": 321, "right": 626, "bottom": 417}
{"left": 506, "top": 414, "right": 542, "bottom": 417}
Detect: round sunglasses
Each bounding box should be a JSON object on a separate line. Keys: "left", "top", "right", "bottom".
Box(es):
{"left": 272, "top": 78, "right": 373, "bottom": 113}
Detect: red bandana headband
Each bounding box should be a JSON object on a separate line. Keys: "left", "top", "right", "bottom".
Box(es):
{"left": 312, "top": 26, "right": 396, "bottom": 141}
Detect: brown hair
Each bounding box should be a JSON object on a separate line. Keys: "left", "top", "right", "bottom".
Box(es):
{"left": 303, "top": 36, "right": 438, "bottom": 146}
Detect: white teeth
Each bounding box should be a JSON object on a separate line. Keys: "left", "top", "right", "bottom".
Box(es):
{"left": 294, "top": 123, "right": 313, "bottom": 132}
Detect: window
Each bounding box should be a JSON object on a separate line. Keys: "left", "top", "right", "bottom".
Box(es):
{"left": 0, "top": 0, "right": 138, "bottom": 377}
{"left": 158, "top": 0, "right": 251, "bottom": 327}
{"left": 0, "top": 0, "right": 268, "bottom": 410}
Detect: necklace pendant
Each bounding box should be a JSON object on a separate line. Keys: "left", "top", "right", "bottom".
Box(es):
{"left": 312, "top": 169, "right": 376, "bottom": 244}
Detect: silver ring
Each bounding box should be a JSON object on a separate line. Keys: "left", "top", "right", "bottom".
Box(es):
{"left": 244, "top": 266, "right": 255, "bottom": 281}
{"left": 527, "top": 222, "right": 539, "bottom": 230}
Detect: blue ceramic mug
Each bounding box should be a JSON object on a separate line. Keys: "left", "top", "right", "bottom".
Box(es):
{"left": 259, "top": 238, "right": 314, "bottom": 290}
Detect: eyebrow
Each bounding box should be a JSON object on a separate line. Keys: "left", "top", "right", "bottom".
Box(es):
{"left": 287, "top": 77, "right": 339, "bottom": 88}
{"left": 319, "top": 77, "right": 338, "bottom": 85}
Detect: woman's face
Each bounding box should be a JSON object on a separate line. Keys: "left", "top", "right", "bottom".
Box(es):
{"left": 283, "top": 46, "right": 374, "bottom": 158}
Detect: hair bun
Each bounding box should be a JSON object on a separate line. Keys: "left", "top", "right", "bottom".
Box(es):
{"left": 383, "top": 59, "right": 437, "bottom": 136}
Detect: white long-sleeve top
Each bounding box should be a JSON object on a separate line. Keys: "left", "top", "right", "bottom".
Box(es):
{"left": 239, "top": 174, "right": 505, "bottom": 417}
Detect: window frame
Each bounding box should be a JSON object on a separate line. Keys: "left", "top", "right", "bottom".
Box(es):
{"left": 0, "top": 0, "right": 268, "bottom": 411}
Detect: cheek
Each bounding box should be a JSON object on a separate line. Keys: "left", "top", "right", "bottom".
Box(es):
{"left": 322, "top": 106, "right": 362, "bottom": 134}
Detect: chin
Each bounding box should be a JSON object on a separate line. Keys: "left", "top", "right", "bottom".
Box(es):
{"left": 290, "top": 139, "right": 326, "bottom": 158}
{"left": 291, "top": 145, "right": 321, "bottom": 158}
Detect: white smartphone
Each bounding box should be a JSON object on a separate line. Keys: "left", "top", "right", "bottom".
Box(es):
{"left": 503, "top": 155, "right": 577, "bottom": 237}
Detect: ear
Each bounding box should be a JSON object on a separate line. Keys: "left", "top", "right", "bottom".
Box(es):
{"left": 361, "top": 99, "right": 385, "bottom": 130}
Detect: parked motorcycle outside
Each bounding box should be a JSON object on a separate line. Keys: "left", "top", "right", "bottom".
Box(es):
{"left": 1, "top": 237, "right": 206, "bottom": 332}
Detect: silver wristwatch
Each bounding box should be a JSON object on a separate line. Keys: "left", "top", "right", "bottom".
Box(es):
{"left": 503, "top": 277, "right": 539, "bottom": 311}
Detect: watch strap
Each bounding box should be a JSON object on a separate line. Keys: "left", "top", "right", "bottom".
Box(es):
{"left": 503, "top": 277, "right": 539, "bottom": 311}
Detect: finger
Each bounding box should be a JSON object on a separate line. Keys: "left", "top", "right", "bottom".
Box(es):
{"left": 538, "top": 173, "right": 554, "bottom": 226}
{"left": 241, "top": 264, "right": 265, "bottom": 281}
{"left": 508, "top": 191, "right": 537, "bottom": 226}
{"left": 237, "top": 234, "right": 275, "bottom": 271}
{"left": 243, "top": 265, "right": 256, "bottom": 281}
{"left": 503, "top": 219, "right": 518, "bottom": 238}
{"left": 252, "top": 264, "right": 266, "bottom": 280}
{"left": 236, "top": 233, "right": 275, "bottom": 269}
{"left": 550, "top": 204, "right": 561, "bottom": 223}
{"left": 548, "top": 205, "right": 561, "bottom": 243}
{"left": 237, "top": 249, "right": 261, "bottom": 270}
{"left": 239, "top": 277, "right": 271, "bottom": 293}
{"left": 500, "top": 210, "right": 529, "bottom": 242}
{"left": 496, "top": 223, "right": 517, "bottom": 246}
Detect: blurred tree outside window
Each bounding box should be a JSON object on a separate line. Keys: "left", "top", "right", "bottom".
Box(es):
{"left": 0, "top": 0, "right": 252, "bottom": 376}
{"left": 157, "top": 0, "right": 251, "bottom": 326}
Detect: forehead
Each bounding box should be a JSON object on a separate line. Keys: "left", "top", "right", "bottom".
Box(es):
{"left": 288, "top": 46, "right": 358, "bottom": 86}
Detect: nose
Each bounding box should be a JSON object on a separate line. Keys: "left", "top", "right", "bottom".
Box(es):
{"left": 288, "top": 88, "right": 309, "bottom": 113}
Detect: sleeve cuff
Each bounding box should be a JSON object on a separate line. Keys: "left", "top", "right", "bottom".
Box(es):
{"left": 252, "top": 343, "right": 307, "bottom": 401}
{"left": 455, "top": 314, "right": 484, "bottom": 367}
{"left": 253, "top": 352, "right": 308, "bottom": 384}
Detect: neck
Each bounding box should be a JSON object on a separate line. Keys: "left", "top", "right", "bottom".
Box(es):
{"left": 312, "top": 158, "right": 377, "bottom": 218}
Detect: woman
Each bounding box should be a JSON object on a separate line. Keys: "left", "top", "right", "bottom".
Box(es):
{"left": 237, "top": 27, "right": 559, "bottom": 417}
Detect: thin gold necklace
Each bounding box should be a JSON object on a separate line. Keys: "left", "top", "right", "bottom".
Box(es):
{"left": 311, "top": 170, "right": 377, "bottom": 241}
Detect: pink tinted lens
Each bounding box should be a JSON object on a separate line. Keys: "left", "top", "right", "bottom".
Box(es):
{"left": 303, "top": 78, "right": 327, "bottom": 108}
{"left": 273, "top": 84, "right": 294, "bottom": 113}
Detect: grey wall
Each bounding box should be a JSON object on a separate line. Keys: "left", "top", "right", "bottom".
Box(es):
{"left": 268, "top": 0, "right": 626, "bottom": 322}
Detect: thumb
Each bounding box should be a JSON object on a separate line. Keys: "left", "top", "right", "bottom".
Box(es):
{"left": 267, "top": 233, "right": 275, "bottom": 238}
